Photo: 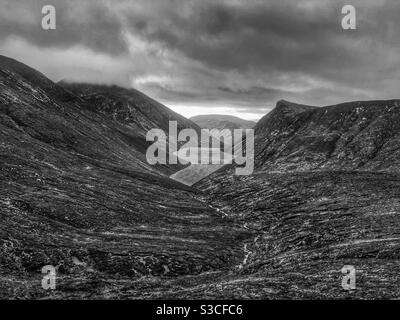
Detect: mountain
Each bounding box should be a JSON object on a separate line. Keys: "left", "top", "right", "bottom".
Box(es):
{"left": 0, "top": 55, "right": 247, "bottom": 299}
{"left": 60, "top": 82, "right": 201, "bottom": 137}
{"left": 59, "top": 82, "right": 203, "bottom": 174}
{"left": 170, "top": 114, "right": 254, "bottom": 186}
{"left": 194, "top": 99, "right": 400, "bottom": 299}
{"left": 190, "top": 114, "right": 255, "bottom": 130}
{"left": 2, "top": 55, "right": 400, "bottom": 299}
{"left": 254, "top": 99, "right": 400, "bottom": 172}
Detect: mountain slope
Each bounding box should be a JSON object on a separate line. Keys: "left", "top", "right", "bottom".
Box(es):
{"left": 0, "top": 55, "right": 165, "bottom": 175}
{"left": 255, "top": 99, "right": 400, "bottom": 172}
{"left": 61, "top": 82, "right": 201, "bottom": 137}
{"left": 193, "top": 98, "right": 400, "bottom": 299}
{"left": 0, "top": 55, "right": 247, "bottom": 298}
{"left": 190, "top": 114, "right": 255, "bottom": 130}
{"left": 3, "top": 55, "right": 400, "bottom": 299}
{"left": 195, "top": 170, "right": 400, "bottom": 299}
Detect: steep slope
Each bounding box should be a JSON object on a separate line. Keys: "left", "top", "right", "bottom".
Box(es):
{"left": 0, "top": 55, "right": 247, "bottom": 298}
{"left": 61, "top": 82, "right": 201, "bottom": 139}
{"left": 59, "top": 82, "right": 202, "bottom": 174}
{"left": 0, "top": 57, "right": 157, "bottom": 175}
{"left": 190, "top": 114, "right": 255, "bottom": 130}
{"left": 3, "top": 55, "right": 400, "bottom": 299}
{"left": 255, "top": 99, "right": 400, "bottom": 172}
{"left": 192, "top": 99, "right": 400, "bottom": 299}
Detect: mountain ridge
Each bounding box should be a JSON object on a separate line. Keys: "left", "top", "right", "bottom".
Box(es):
{"left": 3, "top": 55, "right": 400, "bottom": 299}
{"left": 194, "top": 98, "right": 400, "bottom": 299}
{"left": 0, "top": 55, "right": 247, "bottom": 299}
{"left": 190, "top": 114, "right": 256, "bottom": 130}
{"left": 254, "top": 98, "right": 400, "bottom": 172}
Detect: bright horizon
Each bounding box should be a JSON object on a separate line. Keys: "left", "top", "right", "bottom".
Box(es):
{"left": 165, "top": 103, "right": 267, "bottom": 122}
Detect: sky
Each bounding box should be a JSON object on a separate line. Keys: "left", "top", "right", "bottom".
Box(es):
{"left": 0, "top": 0, "right": 399, "bottom": 120}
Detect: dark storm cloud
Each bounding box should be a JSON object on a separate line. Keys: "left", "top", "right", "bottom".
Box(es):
{"left": 1, "top": 0, "right": 400, "bottom": 118}
{"left": 139, "top": 77, "right": 296, "bottom": 115}
{"left": 129, "top": 0, "right": 398, "bottom": 85}
{"left": 218, "top": 86, "right": 289, "bottom": 97}
{"left": 134, "top": 1, "right": 342, "bottom": 71}
{"left": 0, "top": 0, "right": 127, "bottom": 55}
{"left": 145, "top": 83, "right": 291, "bottom": 102}
{"left": 129, "top": 0, "right": 400, "bottom": 112}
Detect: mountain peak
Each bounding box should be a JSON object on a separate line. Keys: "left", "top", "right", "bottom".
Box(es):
{"left": 0, "top": 54, "right": 48, "bottom": 84}
{"left": 0, "top": 54, "right": 75, "bottom": 102}
{"left": 255, "top": 98, "right": 400, "bottom": 172}
{"left": 254, "top": 100, "right": 316, "bottom": 134}
{"left": 275, "top": 99, "right": 318, "bottom": 113}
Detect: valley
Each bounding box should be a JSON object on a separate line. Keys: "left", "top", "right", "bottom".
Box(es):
{"left": 1, "top": 55, "right": 400, "bottom": 299}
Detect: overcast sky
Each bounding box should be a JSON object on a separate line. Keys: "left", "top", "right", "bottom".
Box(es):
{"left": 1, "top": 0, "right": 399, "bottom": 120}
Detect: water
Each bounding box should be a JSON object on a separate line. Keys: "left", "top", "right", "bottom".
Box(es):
{"left": 174, "top": 147, "right": 233, "bottom": 164}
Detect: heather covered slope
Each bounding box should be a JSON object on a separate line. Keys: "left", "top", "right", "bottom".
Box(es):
{"left": 194, "top": 171, "right": 400, "bottom": 299}
{"left": 60, "top": 82, "right": 201, "bottom": 140}
{"left": 192, "top": 99, "right": 400, "bottom": 299}
{"left": 2, "top": 54, "right": 400, "bottom": 299}
{"left": 60, "top": 82, "right": 202, "bottom": 174}
{"left": 0, "top": 55, "right": 165, "bottom": 175}
{"left": 255, "top": 99, "right": 400, "bottom": 172}
{"left": 0, "top": 56, "right": 247, "bottom": 299}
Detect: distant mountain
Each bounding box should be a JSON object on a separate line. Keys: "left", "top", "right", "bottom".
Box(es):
{"left": 190, "top": 114, "right": 255, "bottom": 130}
{"left": 172, "top": 115, "right": 255, "bottom": 186}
